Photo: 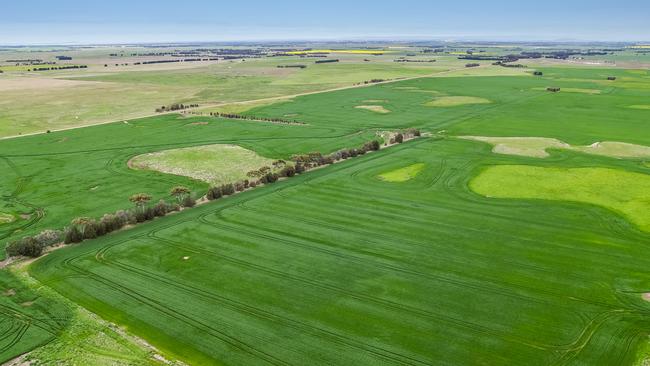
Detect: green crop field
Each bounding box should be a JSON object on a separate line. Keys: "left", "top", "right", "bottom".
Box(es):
{"left": 2, "top": 63, "right": 650, "bottom": 364}
{"left": 29, "top": 138, "right": 650, "bottom": 365}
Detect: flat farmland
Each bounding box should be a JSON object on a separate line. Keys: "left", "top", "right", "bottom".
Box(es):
{"left": 2, "top": 65, "right": 650, "bottom": 364}
{"left": 30, "top": 138, "right": 650, "bottom": 365}
{"left": 0, "top": 52, "right": 463, "bottom": 138}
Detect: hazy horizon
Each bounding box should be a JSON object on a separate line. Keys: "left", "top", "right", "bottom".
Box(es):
{"left": 2, "top": 0, "right": 649, "bottom": 45}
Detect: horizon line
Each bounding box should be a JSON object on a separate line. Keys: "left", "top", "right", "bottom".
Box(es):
{"left": 2, "top": 38, "right": 649, "bottom": 48}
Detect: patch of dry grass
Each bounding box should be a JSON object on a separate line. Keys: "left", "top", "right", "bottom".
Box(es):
{"left": 425, "top": 96, "right": 492, "bottom": 107}
{"left": 355, "top": 105, "right": 391, "bottom": 114}
{"left": 129, "top": 144, "right": 277, "bottom": 185}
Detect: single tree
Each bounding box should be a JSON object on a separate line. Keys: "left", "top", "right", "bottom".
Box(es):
{"left": 170, "top": 186, "right": 191, "bottom": 203}
{"left": 129, "top": 193, "right": 152, "bottom": 211}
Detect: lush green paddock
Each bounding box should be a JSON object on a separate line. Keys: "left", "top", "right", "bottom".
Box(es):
{"left": 246, "top": 68, "right": 650, "bottom": 145}
{"left": 471, "top": 165, "right": 650, "bottom": 231}
{"left": 0, "top": 114, "right": 378, "bottom": 261}
{"left": 30, "top": 138, "right": 650, "bottom": 365}
{"left": 3, "top": 66, "right": 650, "bottom": 363}
{"left": 0, "top": 269, "right": 71, "bottom": 361}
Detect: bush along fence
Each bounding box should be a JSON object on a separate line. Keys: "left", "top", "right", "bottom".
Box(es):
{"left": 4, "top": 129, "right": 422, "bottom": 259}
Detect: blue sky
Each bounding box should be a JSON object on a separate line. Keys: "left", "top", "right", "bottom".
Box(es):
{"left": 1, "top": 0, "right": 649, "bottom": 44}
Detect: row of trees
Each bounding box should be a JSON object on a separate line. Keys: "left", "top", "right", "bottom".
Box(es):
{"left": 493, "top": 61, "right": 526, "bottom": 68}
{"left": 5, "top": 130, "right": 422, "bottom": 259}
{"left": 155, "top": 104, "right": 200, "bottom": 113}
{"left": 31, "top": 65, "right": 88, "bottom": 72}
{"left": 277, "top": 65, "right": 307, "bottom": 69}
{"left": 394, "top": 59, "right": 437, "bottom": 63}
{"left": 5, "top": 187, "right": 196, "bottom": 258}
{"left": 354, "top": 78, "right": 391, "bottom": 86}
{"left": 210, "top": 112, "right": 305, "bottom": 125}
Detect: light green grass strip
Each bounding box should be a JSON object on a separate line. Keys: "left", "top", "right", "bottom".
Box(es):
{"left": 424, "top": 96, "right": 491, "bottom": 107}
{"left": 378, "top": 163, "right": 425, "bottom": 182}
{"left": 470, "top": 165, "right": 650, "bottom": 231}
{"left": 0, "top": 213, "right": 15, "bottom": 224}
{"left": 130, "top": 144, "right": 276, "bottom": 186}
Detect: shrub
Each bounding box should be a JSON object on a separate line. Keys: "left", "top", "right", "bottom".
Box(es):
{"left": 34, "top": 230, "right": 62, "bottom": 247}
{"left": 101, "top": 214, "right": 114, "bottom": 232}
{"left": 153, "top": 200, "right": 169, "bottom": 217}
{"left": 405, "top": 128, "right": 421, "bottom": 137}
{"left": 363, "top": 140, "right": 381, "bottom": 152}
{"left": 135, "top": 210, "right": 147, "bottom": 223}
{"left": 6, "top": 237, "right": 42, "bottom": 258}
{"left": 281, "top": 166, "right": 296, "bottom": 177}
{"left": 395, "top": 133, "right": 404, "bottom": 143}
{"left": 144, "top": 207, "right": 156, "bottom": 221}
{"left": 119, "top": 210, "right": 137, "bottom": 225}
{"left": 264, "top": 173, "right": 279, "bottom": 184}
{"left": 207, "top": 186, "right": 223, "bottom": 200}
{"left": 64, "top": 226, "right": 83, "bottom": 244}
{"left": 235, "top": 181, "right": 246, "bottom": 192}
{"left": 222, "top": 184, "right": 235, "bottom": 195}
{"left": 295, "top": 162, "right": 305, "bottom": 174}
{"left": 114, "top": 210, "right": 131, "bottom": 226}
{"left": 94, "top": 221, "right": 107, "bottom": 237}
{"left": 83, "top": 222, "right": 98, "bottom": 240}
{"left": 249, "top": 180, "right": 258, "bottom": 188}
{"left": 181, "top": 195, "right": 196, "bottom": 208}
